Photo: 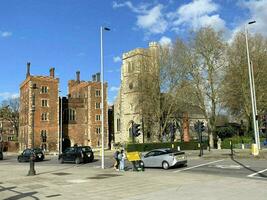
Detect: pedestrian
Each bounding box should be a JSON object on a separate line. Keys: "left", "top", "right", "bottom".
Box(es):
{"left": 113, "top": 150, "right": 120, "bottom": 170}
{"left": 119, "top": 150, "right": 126, "bottom": 171}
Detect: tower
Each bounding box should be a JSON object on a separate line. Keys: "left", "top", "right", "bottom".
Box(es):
{"left": 114, "top": 42, "right": 160, "bottom": 144}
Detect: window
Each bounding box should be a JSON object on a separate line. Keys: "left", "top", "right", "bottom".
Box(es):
{"left": 41, "top": 99, "right": 48, "bottom": 107}
{"left": 95, "top": 115, "right": 101, "bottom": 121}
{"left": 41, "top": 113, "right": 48, "bottom": 121}
{"left": 63, "top": 109, "right": 76, "bottom": 121}
{"left": 95, "top": 102, "right": 100, "bottom": 109}
{"left": 129, "top": 82, "right": 133, "bottom": 90}
{"left": 41, "top": 130, "right": 47, "bottom": 142}
{"left": 117, "top": 118, "right": 121, "bottom": 131}
{"left": 95, "top": 90, "right": 101, "bottom": 97}
{"left": 96, "top": 127, "right": 101, "bottom": 134}
{"left": 41, "top": 86, "right": 48, "bottom": 94}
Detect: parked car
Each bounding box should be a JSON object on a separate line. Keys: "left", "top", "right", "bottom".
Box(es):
{"left": 18, "top": 148, "right": 45, "bottom": 162}
{"left": 140, "top": 148, "right": 187, "bottom": 170}
{"left": 58, "top": 146, "right": 94, "bottom": 164}
{"left": 0, "top": 151, "right": 3, "bottom": 160}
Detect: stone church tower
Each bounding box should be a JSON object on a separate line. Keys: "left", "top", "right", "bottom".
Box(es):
{"left": 114, "top": 42, "right": 160, "bottom": 144}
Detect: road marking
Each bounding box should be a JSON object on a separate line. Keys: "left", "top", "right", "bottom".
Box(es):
{"left": 173, "top": 159, "right": 225, "bottom": 173}
{"left": 67, "top": 179, "right": 88, "bottom": 183}
{"left": 213, "top": 165, "right": 245, "bottom": 169}
{"left": 247, "top": 168, "right": 267, "bottom": 178}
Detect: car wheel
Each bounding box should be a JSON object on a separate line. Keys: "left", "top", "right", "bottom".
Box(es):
{"left": 18, "top": 157, "right": 22, "bottom": 162}
{"left": 162, "top": 161, "right": 169, "bottom": 170}
{"left": 59, "top": 157, "right": 64, "bottom": 164}
{"left": 90, "top": 156, "right": 94, "bottom": 162}
{"left": 75, "top": 157, "right": 81, "bottom": 164}
{"left": 140, "top": 161, "right": 145, "bottom": 170}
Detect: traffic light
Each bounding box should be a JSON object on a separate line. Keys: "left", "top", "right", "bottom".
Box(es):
{"left": 200, "top": 122, "right": 205, "bottom": 132}
{"left": 262, "top": 115, "right": 267, "bottom": 133}
{"left": 194, "top": 122, "right": 200, "bottom": 133}
{"left": 169, "top": 123, "right": 176, "bottom": 142}
{"left": 132, "top": 123, "right": 141, "bottom": 137}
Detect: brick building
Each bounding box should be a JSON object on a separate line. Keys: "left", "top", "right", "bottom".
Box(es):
{"left": 62, "top": 71, "right": 108, "bottom": 150}
{"left": 19, "top": 63, "right": 59, "bottom": 152}
{"left": 19, "top": 64, "right": 109, "bottom": 152}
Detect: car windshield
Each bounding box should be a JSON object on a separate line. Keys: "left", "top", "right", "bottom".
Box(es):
{"left": 163, "top": 149, "right": 176, "bottom": 154}
{"left": 81, "top": 146, "right": 91, "bottom": 151}
{"left": 33, "top": 148, "right": 43, "bottom": 153}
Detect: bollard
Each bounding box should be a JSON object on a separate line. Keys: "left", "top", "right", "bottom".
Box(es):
{"left": 230, "top": 140, "right": 233, "bottom": 157}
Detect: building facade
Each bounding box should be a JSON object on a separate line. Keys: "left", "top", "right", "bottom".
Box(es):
{"left": 61, "top": 71, "right": 108, "bottom": 150}
{"left": 19, "top": 63, "right": 59, "bottom": 152}
{"left": 19, "top": 64, "right": 109, "bottom": 152}
{"left": 114, "top": 42, "right": 160, "bottom": 144}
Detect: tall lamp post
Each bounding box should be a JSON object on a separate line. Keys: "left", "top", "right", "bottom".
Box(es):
{"left": 59, "top": 92, "right": 63, "bottom": 154}
{"left": 100, "top": 26, "right": 110, "bottom": 169}
{"left": 245, "top": 20, "right": 260, "bottom": 150}
{"left": 28, "top": 83, "right": 37, "bottom": 176}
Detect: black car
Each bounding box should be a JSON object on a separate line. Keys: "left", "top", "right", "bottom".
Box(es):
{"left": 59, "top": 146, "right": 94, "bottom": 164}
{"left": 0, "top": 151, "right": 3, "bottom": 160}
{"left": 18, "top": 148, "right": 45, "bottom": 162}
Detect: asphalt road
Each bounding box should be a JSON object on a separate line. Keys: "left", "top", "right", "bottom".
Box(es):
{"left": 2, "top": 153, "right": 267, "bottom": 181}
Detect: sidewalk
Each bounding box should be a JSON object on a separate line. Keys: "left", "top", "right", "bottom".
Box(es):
{"left": 184, "top": 148, "right": 267, "bottom": 160}
{"left": 1, "top": 159, "right": 267, "bottom": 200}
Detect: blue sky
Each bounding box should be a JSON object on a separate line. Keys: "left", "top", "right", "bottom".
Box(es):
{"left": 0, "top": 0, "right": 266, "bottom": 104}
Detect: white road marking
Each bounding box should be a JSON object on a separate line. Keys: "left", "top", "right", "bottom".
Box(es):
{"left": 67, "top": 179, "right": 88, "bottom": 183}
{"left": 247, "top": 168, "right": 267, "bottom": 178}
{"left": 173, "top": 159, "right": 225, "bottom": 173}
{"left": 213, "top": 165, "right": 245, "bottom": 169}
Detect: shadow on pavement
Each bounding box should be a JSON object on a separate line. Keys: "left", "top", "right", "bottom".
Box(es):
{"left": 231, "top": 157, "right": 267, "bottom": 178}
{"left": 0, "top": 184, "right": 39, "bottom": 200}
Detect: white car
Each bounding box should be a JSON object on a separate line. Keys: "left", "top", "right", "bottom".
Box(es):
{"left": 141, "top": 148, "right": 187, "bottom": 170}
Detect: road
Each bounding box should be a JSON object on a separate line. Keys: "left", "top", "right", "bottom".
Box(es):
{"left": 2, "top": 152, "right": 267, "bottom": 181}
{"left": 1, "top": 152, "right": 267, "bottom": 199}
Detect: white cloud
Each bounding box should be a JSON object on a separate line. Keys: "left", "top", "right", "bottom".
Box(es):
{"left": 113, "top": 1, "right": 167, "bottom": 35}
{"left": 0, "top": 92, "right": 19, "bottom": 100}
{"left": 113, "top": 0, "right": 226, "bottom": 37}
{"left": 110, "top": 86, "right": 120, "bottom": 92}
{"left": 0, "top": 31, "right": 12, "bottom": 37}
{"left": 171, "top": 0, "right": 225, "bottom": 32}
{"left": 159, "top": 36, "right": 171, "bottom": 46}
{"left": 242, "top": 0, "right": 267, "bottom": 37}
{"left": 137, "top": 4, "right": 168, "bottom": 34}
{"left": 228, "top": 0, "right": 267, "bottom": 43}
{"left": 113, "top": 56, "right": 121, "bottom": 63}
{"left": 112, "top": 1, "right": 147, "bottom": 13}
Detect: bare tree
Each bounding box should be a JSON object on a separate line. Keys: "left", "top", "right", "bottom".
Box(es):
{"left": 222, "top": 32, "right": 267, "bottom": 132}
{"left": 0, "top": 98, "right": 20, "bottom": 139}
{"left": 166, "top": 27, "right": 227, "bottom": 147}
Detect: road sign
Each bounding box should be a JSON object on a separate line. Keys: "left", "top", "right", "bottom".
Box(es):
{"left": 126, "top": 151, "right": 141, "bottom": 161}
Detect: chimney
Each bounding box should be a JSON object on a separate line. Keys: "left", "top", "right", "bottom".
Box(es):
{"left": 49, "top": 67, "right": 55, "bottom": 78}
{"left": 26, "top": 62, "right": 31, "bottom": 78}
{"left": 76, "top": 71, "right": 80, "bottom": 83}
{"left": 96, "top": 72, "right": 100, "bottom": 82}
{"left": 92, "top": 74, "right": 96, "bottom": 82}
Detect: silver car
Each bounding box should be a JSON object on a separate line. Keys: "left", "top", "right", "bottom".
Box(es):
{"left": 141, "top": 148, "right": 187, "bottom": 170}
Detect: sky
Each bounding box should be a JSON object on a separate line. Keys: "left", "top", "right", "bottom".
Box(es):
{"left": 0, "top": 0, "right": 266, "bottom": 104}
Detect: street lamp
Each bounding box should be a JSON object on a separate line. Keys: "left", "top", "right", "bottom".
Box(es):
{"left": 59, "top": 91, "right": 63, "bottom": 154}
{"left": 100, "top": 26, "right": 110, "bottom": 169}
{"left": 28, "top": 82, "right": 37, "bottom": 176}
{"left": 245, "top": 20, "right": 260, "bottom": 150}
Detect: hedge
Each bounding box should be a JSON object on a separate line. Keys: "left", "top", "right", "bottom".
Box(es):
{"left": 126, "top": 140, "right": 208, "bottom": 152}
{"left": 221, "top": 136, "right": 265, "bottom": 149}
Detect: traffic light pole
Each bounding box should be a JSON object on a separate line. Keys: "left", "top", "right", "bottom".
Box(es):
{"left": 131, "top": 121, "right": 134, "bottom": 143}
